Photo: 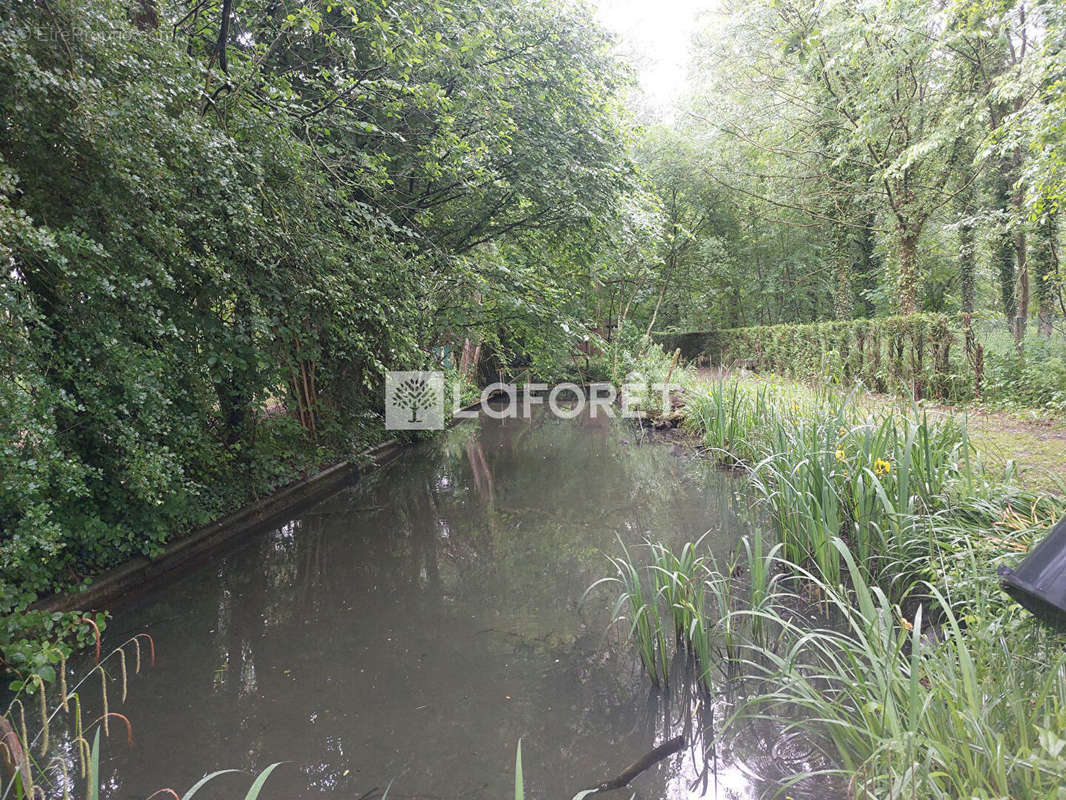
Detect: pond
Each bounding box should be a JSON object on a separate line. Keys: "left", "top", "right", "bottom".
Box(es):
{"left": 61, "top": 407, "right": 821, "bottom": 799}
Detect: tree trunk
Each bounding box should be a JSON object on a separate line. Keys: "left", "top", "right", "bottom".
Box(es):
{"left": 645, "top": 278, "right": 668, "bottom": 338}
{"left": 959, "top": 217, "right": 976, "bottom": 314}
{"left": 957, "top": 184, "right": 977, "bottom": 314}
{"left": 897, "top": 226, "right": 920, "bottom": 315}
{"left": 215, "top": 0, "right": 234, "bottom": 72}
{"left": 852, "top": 213, "right": 879, "bottom": 318}
{"left": 131, "top": 0, "right": 159, "bottom": 30}
{"left": 1014, "top": 186, "right": 1029, "bottom": 342}
{"left": 613, "top": 277, "right": 644, "bottom": 377}
{"left": 645, "top": 252, "right": 675, "bottom": 338}
{"left": 834, "top": 227, "right": 853, "bottom": 320}
{"left": 991, "top": 165, "right": 1017, "bottom": 331}
{"left": 1032, "top": 212, "right": 1059, "bottom": 336}
{"left": 835, "top": 258, "right": 853, "bottom": 320}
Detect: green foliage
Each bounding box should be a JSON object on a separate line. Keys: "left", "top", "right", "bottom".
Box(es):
{"left": 514, "top": 740, "right": 524, "bottom": 800}
{"left": 621, "top": 125, "right": 835, "bottom": 333}
{"left": 0, "top": 611, "right": 107, "bottom": 693}
{"left": 1, "top": 626, "right": 294, "bottom": 799}
{"left": 599, "top": 530, "right": 1066, "bottom": 796}
{"left": 82, "top": 739, "right": 286, "bottom": 800}
{"left": 180, "top": 763, "right": 286, "bottom": 800}
{"left": 623, "top": 0, "right": 1065, "bottom": 344}
{"left": 715, "top": 542, "right": 1066, "bottom": 799}
{"left": 3, "top": 632, "right": 155, "bottom": 797}
{"left": 682, "top": 378, "right": 987, "bottom": 596}
{"left": 983, "top": 328, "right": 1066, "bottom": 413}
{"left": 0, "top": 0, "right": 634, "bottom": 665}
{"left": 1, "top": 0, "right": 396, "bottom": 612}
{"left": 586, "top": 539, "right": 670, "bottom": 685}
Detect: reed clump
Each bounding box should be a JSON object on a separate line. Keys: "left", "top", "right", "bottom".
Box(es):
{"left": 585, "top": 529, "right": 778, "bottom": 691}
{"left": 682, "top": 379, "right": 1024, "bottom": 601}
{"left": 590, "top": 377, "right": 1066, "bottom": 797}
{"left": 715, "top": 540, "right": 1066, "bottom": 799}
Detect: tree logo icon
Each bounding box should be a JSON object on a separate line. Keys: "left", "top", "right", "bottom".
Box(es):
{"left": 385, "top": 371, "right": 445, "bottom": 430}
{"left": 395, "top": 376, "right": 438, "bottom": 422}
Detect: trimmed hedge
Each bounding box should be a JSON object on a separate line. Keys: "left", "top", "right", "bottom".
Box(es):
{"left": 657, "top": 314, "right": 984, "bottom": 402}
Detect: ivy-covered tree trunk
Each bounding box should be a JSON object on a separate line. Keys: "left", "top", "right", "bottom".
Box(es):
{"left": 957, "top": 191, "right": 977, "bottom": 314}
{"left": 834, "top": 257, "right": 853, "bottom": 320}
{"left": 1014, "top": 186, "right": 1029, "bottom": 341}
{"left": 990, "top": 166, "right": 1017, "bottom": 333}
{"left": 852, "top": 214, "right": 880, "bottom": 318}
{"left": 897, "top": 227, "right": 920, "bottom": 315}
{"left": 129, "top": 0, "right": 158, "bottom": 31}
{"left": 833, "top": 226, "right": 853, "bottom": 320}
{"left": 1031, "top": 212, "right": 1059, "bottom": 336}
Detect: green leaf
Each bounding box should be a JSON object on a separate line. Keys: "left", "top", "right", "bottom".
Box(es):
{"left": 244, "top": 763, "right": 286, "bottom": 800}
{"left": 182, "top": 770, "right": 240, "bottom": 799}
{"left": 88, "top": 729, "right": 101, "bottom": 800}
{"left": 514, "top": 739, "right": 524, "bottom": 800}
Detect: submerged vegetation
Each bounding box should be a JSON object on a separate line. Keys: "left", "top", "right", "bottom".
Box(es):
{"left": 590, "top": 375, "right": 1066, "bottom": 796}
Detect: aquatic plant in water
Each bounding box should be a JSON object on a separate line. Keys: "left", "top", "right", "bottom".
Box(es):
{"left": 593, "top": 377, "right": 1066, "bottom": 796}
{"left": 1, "top": 628, "right": 154, "bottom": 800}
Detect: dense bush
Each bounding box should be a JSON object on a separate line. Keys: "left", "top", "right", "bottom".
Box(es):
{"left": 983, "top": 328, "right": 1066, "bottom": 413}
{"left": 0, "top": 2, "right": 407, "bottom": 612}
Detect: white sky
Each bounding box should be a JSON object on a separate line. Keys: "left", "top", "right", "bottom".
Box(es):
{"left": 593, "top": 0, "right": 716, "bottom": 117}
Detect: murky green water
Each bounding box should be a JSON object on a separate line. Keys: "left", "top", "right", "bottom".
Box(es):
{"left": 53, "top": 408, "right": 824, "bottom": 799}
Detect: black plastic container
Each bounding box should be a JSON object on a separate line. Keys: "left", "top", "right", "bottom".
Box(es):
{"left": 998, "top": 513, "right": 1066, "bottom": 628}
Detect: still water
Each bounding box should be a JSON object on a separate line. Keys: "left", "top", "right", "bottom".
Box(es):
{"left": 65, "top": 408, "right": 820, "bottom": 799}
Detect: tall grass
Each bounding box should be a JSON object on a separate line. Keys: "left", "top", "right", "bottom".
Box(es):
{"left": 585, "top": 530, "right": 780, "bottom": 690}
{"left": 585, "top": 539, "right": 671, "bottom": 685}
{"left": 649, "top": 533, "right": 710, "bottom": 643}
{"left": 0, "top": 635, "right": 293, "bottom": 800}
{"left": 720, "top": 540, "right": 1066, "bottom": 799}
{"left": 683, "top": 379, "right": 991, "bottom": 601}
{"left": 594, "top": 526, "right": 1066, "bottom": 798}
{"left": 1, "top": 630, "right": 155, "bottom": 800}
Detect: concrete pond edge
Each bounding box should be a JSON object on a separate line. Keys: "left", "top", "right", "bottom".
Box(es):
{"left": 33, "top": 438, "right": 406, "bottom": 613}
{"left": 34, "top": 397, "right": 490, "bottom": 614}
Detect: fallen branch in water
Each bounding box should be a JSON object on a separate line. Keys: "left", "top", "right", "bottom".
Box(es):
{"left": 572, "top": 735, "right": 686, "bottom": 797}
